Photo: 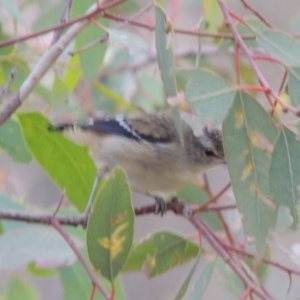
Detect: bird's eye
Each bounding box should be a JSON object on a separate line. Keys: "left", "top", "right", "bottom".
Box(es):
{"left": 205, "top": 148, "right": 215, "bottom": 157}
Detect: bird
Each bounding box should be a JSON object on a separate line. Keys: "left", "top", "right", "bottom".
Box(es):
{"left": 50, "top": 111, "right": 225, "bottom": 212}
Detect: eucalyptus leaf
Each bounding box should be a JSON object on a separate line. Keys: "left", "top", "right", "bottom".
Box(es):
{"left": 122, "top": 231, "right": 199, "bottom": 277}
{"left": 18, "top": 113, "right": 96, "bottom": 212}
{"left": 0, "top": 225, "right": 84, "bottom": 271}
{"left": 287, "top": 67, "right": 300, "bottom": 107}
{"left": 155, "top": 4, "right": 177, "bottom": 96}
{"left": 270, "top": 127, "right": 300, "bottom": 229}
{"left": 255, "top": 29, "right": 300, "bottom": 66}
{"left": 223, "top": 92, "right": 278, "bottom": 256}
{"left": 0, "top": 118, "right": 31, "bottom": 163}
{"left": 86, "top": 167, "right": 134, "bottom": 282}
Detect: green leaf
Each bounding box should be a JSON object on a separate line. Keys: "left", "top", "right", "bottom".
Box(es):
{"left": 122, "top": 231, "right": 199, "bottom": 277}
{"left": 94, "top": 82, "right": 137, "bottom": 112}
{"left": 179, "top": 69, "right": 235, "bottom": 125}
{"left": 217, "top": 258, "right": 243, "bottom": 296}
{"left": 219, "top": 17, "right": 265, "bottom": 50}
{"left": 27, "top": 262, "right": 57, "bottom": 277}
{"left": 75, "top": 19, "right": 109, "bottom": 82}
{"left": 287, "top": 67, "right": 300, "bottom": 107}
{"left": 175, "top": 255, "right": 200, "bottom": 300}
{"left": 86, "top": 167, "right": 134, "bottom": 282}
{"left": 132, "top": 75, "right": 165, "bottom": 112}
{"left": 60, "top": 261, "right": 126, "bottom": 300}
{"left": 108, "top": 29, "right": 148, "bottom": 55}
{"left": 270, "top": 127, "right": 300, "bottom": 229}
{"left": 171, "top": 106, "right": 185, "bottom": 146}
{"left": 155, "top": 4, "right": 177, "bottom": 96}
{"left": 223, "top": 92, "right": 278, "bottom": 256}
{"left": 18, "top": 113, "right": 96, "bottom": 211}
{"left": 177, "top": 183, "right": 223, "bottom": 230}
{"left": 52, "top": 76, "right": 69, "bottom": 104}
{"left": 255, "top": 29, "right": 300, "bottom": 66}
{"left": 7, "top": 277, "right": 39, "bottom": 300}
{"left": 64, "top": 54, "right": 82, "bottom": 92}
{"left": 1, "top": 0, "right": 25, "bottom": 25}
{"left": 203, "top": 0, "right": 225, "bottom": 31}
{"left": 0, "top": 225, "right": 84, "bottom": 271}
{"left": 0, "top": 27, "right": 13, "bottom": 56}
{"left": 33, "top": 2, "right": 64, "bottom": 30}
{"left": 0, "top": 118, "right": 31, "bottom": 163}
{"left": 187, "top": 259, "right": 216, "bottom": 300}
{"left": 0, "top": 194, "right": 28, "bottom": 230}
{"left": 71, "top": 0, "right": 94, "bottom": 17}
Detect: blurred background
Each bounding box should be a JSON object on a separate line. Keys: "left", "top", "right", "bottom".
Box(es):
{"left": 1, "top": 0, "right": 300, "bottom": 299}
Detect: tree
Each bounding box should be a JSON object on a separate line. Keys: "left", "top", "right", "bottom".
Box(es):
{"left": 0, "top": 0, "right": 300, "bottom": 299}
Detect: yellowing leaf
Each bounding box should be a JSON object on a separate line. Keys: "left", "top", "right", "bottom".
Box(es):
{"left": 86, "top": 167, "right": 134, "bottom": 282}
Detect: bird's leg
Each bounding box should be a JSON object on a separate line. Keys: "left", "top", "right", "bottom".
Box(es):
{"left": 154, "top": 196, "right": 167, "bottom": 216}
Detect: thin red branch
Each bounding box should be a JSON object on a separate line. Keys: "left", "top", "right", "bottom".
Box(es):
{"left": 51, "top": 218, "right": 110, "bottom": 299}
{"left": 0, "top": 0, "right": 125, "bottom": 126}
{"left": 192, "top": 182, "right": 231, "bottom": 214}
{"left": 241, "top": 0, "right": 272, "bottom": 28}
{"left": 0, "top": 0, "right": 124, "bottom": 49}
{"left": 202, "top": 176, "right": 235, "bottom": 245}
{"left": 223, "top": 243, "right": 300, "bottom": 277}
{"left": 278, "top": 71, "right": 287, "bottom": 94}
{"left": 235, "top": 85, "right": 269, "bottom": 93}
{"left": 271, "top": 70, "right": 288, "bottom": 115}
{"left": 188, "top": 215, "right": 272, "bottom": 300}
{"left": 102, "top": 12, "right": 255, "bottom": 40}
{"left": 235, "top": 45, "right": 241, "bottom": 84}
{"left": 229, "top": 11, "right": 249, "bottom": 27}
{"left": 217, "top": 0, "right": 298, "bottom": 115}
{"left": 200, "top": 203, "right": 236, "bottom": 211}
{"left": 253, "top": 54, "right": 283, "bottom": 65}
{"left": 50, "top": 0, "right": 73, "bottom": 46}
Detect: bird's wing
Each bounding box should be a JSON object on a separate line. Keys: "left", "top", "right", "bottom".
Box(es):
{"left": 50, "top": 112, "right": 181, "bottom": 143}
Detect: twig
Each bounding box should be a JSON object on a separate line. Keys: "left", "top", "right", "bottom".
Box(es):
{"left": 240, "top": 0, "right": 272, "bottom": 28}
{"left": 0, "top": 198, "right": 183, "bottom": 226}
{"left": 53, "top": 190, "right": 66, "bottom": 216}
{"left": 50, "top": 0, "right": 73, "bottom": 46}
{"left": 0, "top": 0, "right": 124, "bottom": 49}
{"left": 102, "top": 12, "right": 255, "bottom": 40}
{"left": 192, "top": 182, "right": 231, "bottom": 214}
{"left": 202, "top": 177, "right": 235, "bottom": 246}
{"left": 0, "top": 68, "right": 16, "bottom": 104}
{"left": 223, "top": 242, "right": 300, "bottom": 277}
{"left": 83, "top": 174, "right": 101, "bottom": 222}
{"left": 188, "top": 215, "right": 273, "bottom": 300}
{"left": 0, "top": 0, "right": 124, "bottom": 126}
{"left": 70, "top": 1, "right": 153, "bottom": 56}
{"left": 217, "top": 0, "right": 298, "bottom": 116}
{"left": 0, "top": 209, "right": 87, "bottom": 226}
{"left": 200, "top": 203, "right": 236, "bottom": 211}
{"left": 51, "top": 217, "right": 110, "bottom": 299}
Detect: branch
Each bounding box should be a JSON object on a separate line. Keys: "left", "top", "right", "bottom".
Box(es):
{"left": 0, "top": 68, "right": 16, "bottom": 104}
{"left": 51, "top": 217, "right": 110, "bottom": 299}
{"left": 223, "top": 243, "right": 300, "bottom": 277}
{"left": 217, "top": 0, "right": 298, "bottom": 116}
{"left": 187, "top": 214, "right": 273, "bottom": 300}
{"left": 0, "top": 0, "right": 125, "bottom": 126}
{"left": 50, "top": 0, "right": 73, "bottom": 46}
{"left": 102, "top": 11, "right": 255, "bottom": 40}
{"left": 240, "top": 0, "right": 272, "bottom": 28}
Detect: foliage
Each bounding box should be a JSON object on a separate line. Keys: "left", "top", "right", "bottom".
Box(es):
{"left": 0, "top": 1, "right": 300, "bottom": 299}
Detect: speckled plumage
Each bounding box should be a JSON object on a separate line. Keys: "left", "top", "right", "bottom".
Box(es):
{"left": 51, "top": 111, "right": 225, "bottom": 196}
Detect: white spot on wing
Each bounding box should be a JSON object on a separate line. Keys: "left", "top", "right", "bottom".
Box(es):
{"left": 116, "top": 115, "right": 141, "bottom": 140}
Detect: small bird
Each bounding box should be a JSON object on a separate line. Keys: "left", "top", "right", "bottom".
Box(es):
{"left": 50, "top": 111, "right": 225, "bottom": 211}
